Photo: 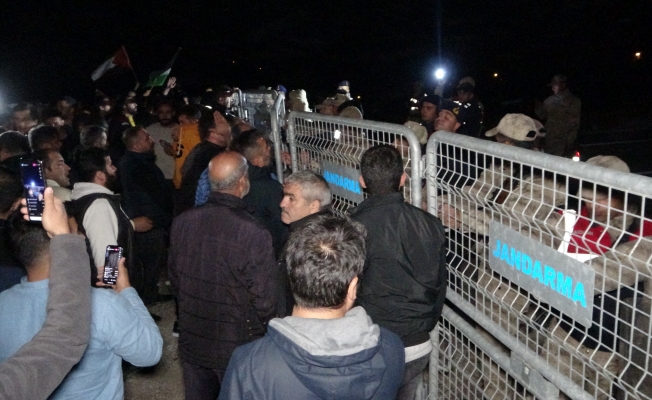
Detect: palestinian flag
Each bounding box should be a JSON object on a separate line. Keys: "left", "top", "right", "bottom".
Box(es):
{"left": 91, "top": 46, "right": 133, "bottom": 81}
{"left": 145, "top": 48, "right": 182, "bottom": 87}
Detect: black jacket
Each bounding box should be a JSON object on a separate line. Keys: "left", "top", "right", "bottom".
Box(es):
{"left": 168, "top": 192, "right": 277, "bottom": 370}
{"left": 119, "top": 151, "right": 173, "bottom": 228}
{"left": 350, "top": 192, "right": 448, "bottom": 346}
{"left": 243, "top": 163, "right": 288, "bottom": 255}
{"left": 177, "top": 141, "right": 225, "bottom": 215}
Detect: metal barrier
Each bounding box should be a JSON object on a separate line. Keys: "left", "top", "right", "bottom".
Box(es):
{"left": 287, "top": 111, "right": 422, "bottom": 216}
{"left": 425, "top": 130, "right": 652, "bottom": 399}
{"left": 233, "top": 89, "right": 286, "bottom": 182}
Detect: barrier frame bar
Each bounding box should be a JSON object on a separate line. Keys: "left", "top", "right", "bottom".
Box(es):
{"left": 269, "top": 93, "right": 285, "bottom": 183}
{"left": 425, "top": 130, "right": 652, "bottom": 400}
{"left": 426, "top": 130, "right": 652, "bottom": 216}
{"left": 441, "top": 293, "right": 592, "bottom": 400}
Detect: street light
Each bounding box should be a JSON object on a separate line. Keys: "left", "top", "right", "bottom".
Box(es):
{"left": 434, "top": 68, "right": 446, "bottom": 80}
{"left": 493, "top": 73, "right": 499, "bottom": 78}
{"left": 635, "top": 52, "right": 642, "bottom": 59}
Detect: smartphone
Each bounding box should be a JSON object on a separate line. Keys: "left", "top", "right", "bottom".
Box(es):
{"left": 102, "top": 246, "right": 123, "bottom": 285}
{"left": 20, "top": 160, "right": 47, "bottom": 221}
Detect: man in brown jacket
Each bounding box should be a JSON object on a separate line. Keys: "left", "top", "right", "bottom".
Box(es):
{"left": 168, "top": 151, "right": 277, "bottom": 400}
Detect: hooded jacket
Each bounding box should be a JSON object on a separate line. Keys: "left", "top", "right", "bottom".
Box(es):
{"left": 218, "top": 306, "right": 404, "bottom": 400}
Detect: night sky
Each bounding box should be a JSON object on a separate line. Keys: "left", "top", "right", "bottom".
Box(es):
{"left": 1, "top": 1, "right": 650, "bottom": 127}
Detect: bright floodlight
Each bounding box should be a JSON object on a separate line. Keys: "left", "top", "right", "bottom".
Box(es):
{"left": 435, "top": 68, "right": 445, "bottom": 80}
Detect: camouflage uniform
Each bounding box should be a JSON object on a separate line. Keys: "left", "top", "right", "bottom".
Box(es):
{"left": 535, "top": 90, "right": 581, "bottom": 158}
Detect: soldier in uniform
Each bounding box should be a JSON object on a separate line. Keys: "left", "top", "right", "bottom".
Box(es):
{"left": 535, "top": 74, "right": 581, "bottom": 158}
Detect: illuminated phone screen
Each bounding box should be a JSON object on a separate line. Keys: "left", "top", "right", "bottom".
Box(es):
{"left": 20, "top": 161, "right": 46, "bottom": 221}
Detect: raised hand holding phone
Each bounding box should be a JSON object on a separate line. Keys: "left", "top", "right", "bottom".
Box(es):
{"left": 20, "top": 187, "right": 70, "bottom": 237}
{"left": 102, "top": 246, "right": 122, "bottom": 285}
{"left": 20, "top": 160, "right": 47, "bottom": 221}
{"left": 96, "top": 256, "right": 130, "bottom": 293}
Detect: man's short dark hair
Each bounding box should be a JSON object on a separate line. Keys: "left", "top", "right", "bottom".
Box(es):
{"left": 32, "top": 149, "right": 59, "bottom": 171}
{"left": 12, "top": 103, "right": 40, "bottom": 123}
{"left": 9, "top": 212, "right": 50, "bottom": 268}
{"left": 360, "top": 144, "right": 404, "bottom": 195}
{"left": 229, "top": 129, "right": 267, "bottom": 162}
{"left": 122, "top": 125, "right": 144, "bottom": 149}
{"left": 41, "top": 108, "right": 64, "bottom": 122}
{"left": 80, "top": 125, "right": 107, "bottom": 148}
{"left": 0, "top": 131, "right": 30, "bottom": 156}
{"left": 0, "top": 168, "right": 23, "bottom": 215}
{"left": 286, "top": 216, "right": 366, "bottom": 309}
{"left": 29, "top": 126, "right": 59, "bottom": 151}
{"left": 73, "top": 147, "right": 110, "bottom": 183}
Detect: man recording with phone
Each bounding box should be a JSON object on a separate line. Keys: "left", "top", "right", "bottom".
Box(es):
{"left": 0, "top": 186, "right": 91, "bottom": 400}
{"left": 0, "top": 188, "right": 163, "bottom": 399}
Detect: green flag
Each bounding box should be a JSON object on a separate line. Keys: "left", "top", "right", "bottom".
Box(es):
{"left": 145, "top": 48, "right": 181, "bottom": 87}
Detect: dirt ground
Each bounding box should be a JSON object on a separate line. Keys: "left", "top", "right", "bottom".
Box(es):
{"left": 124, "top": 288, "right": 184, "bottom": 400}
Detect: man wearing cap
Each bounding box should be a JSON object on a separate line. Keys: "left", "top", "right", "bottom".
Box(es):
{"left": 418, "top": 92, "right": 440, "bottom": 137}
{"left": 214, "top": 85, "right": 233, "bottom": 114}
{"left": 434, "top": 100, "right": 466, "bottom": 133}
{"left": 543, "top": 156, "right": 651, "bottom": 399}
{"left": 439, "top": 114, "right": 567, "bottom": 398}
{"left": 337, "top": 80, "right": 352, "bottom": 100}
{"left": 433, "top": 100, "right": 480, "bottom": 191}
{"left": 535, "top": 74, "right": 581, "bottom": 158}
{"left": 440, "top": 113, "right": 566, "bottom": 236}
{"left": 456, "top": 82, "right": 483, "bottom": 138}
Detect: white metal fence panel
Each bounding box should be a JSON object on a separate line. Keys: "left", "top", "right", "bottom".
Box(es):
{"left": 426, "top": 130, "right": 652, "bottom": 400}
{"left": 233, "top": 89, "right": 286, "bottom": 182}
{"left": 287, "top": 111, "right": 422, "bottom": 216}
{"left": 433, "top": 306, "right": 545, "bottom": 399}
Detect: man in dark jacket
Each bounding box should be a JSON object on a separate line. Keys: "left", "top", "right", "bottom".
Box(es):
{"left": 120, "top": 126, "right": 173, "bottom": 305}
{"left": 350, "top": 144, "right": 448, "bottom": 400}
{"left": 176, "top": 111, "right": 229, "bottom": 214}
{"left": 219, "top": 215, "right": 404, "bottom": 400}
{"left": 169, "top": 151, "right": 277, "bottom": 400}
{"left": 231, "top": 129, "right": 287, "bottom": 255}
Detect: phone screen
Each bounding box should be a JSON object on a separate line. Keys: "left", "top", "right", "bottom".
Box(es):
{"left": 20, "top": 160, "right": 47, "bottom": 221}
{"left": 103, "top": 246, "right": 122, "bottom": 285}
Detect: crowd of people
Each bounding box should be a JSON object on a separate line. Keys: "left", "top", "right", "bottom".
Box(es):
{"left": 0, "top": 76, "right": 450, "bottom": 400}
{"left": 0, "top": 71, "right": 646, "bottom": 400}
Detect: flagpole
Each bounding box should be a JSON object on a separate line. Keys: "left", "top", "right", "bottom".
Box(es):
{"left": 121, "top": 45, "right": 140, "bottom": 91}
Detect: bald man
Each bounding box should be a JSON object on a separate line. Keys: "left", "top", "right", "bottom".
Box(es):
{"left": 168, "top": 151, "right": 277, "bottom": 400}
